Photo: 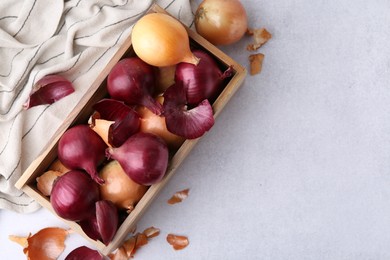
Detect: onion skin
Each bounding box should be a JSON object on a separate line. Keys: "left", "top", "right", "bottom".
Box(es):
{"left": 58, "top": 125, "right": 107, "bottom": 184}
{"left": 96, "top": 200, "right": 118, "bottom": 245}
{"left": 195, "top": 0, "right": 248, "bottom": 46}
{"left": 23, "top": 75, "right": 75, "bottom": 109}
{"left": 132, "top": 13, "right": 199, "bottom": 67}
{"left": 50, "top": 170, "right": 100, "bottom": 221}
{"left": 163, "top": 82, "right": 215, "bottom": 139}
{"left": 93, "top": 99, "right": 140, "bottom": 147}
{"left": 99, "top": 160, "right": 148, "bottom": 212}
{"left": 79, "top": 216, "right": 101, "bottom": 241}
{"left": 107, "top": 57, "right": 162, "bottom": 115}
{"left": 106, "top": 132, "right": 169, "bottom": 186}
{"left": 175, "top": 49, "right": 234, "bottom": 105}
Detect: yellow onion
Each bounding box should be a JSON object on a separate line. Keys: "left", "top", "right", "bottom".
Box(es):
{"left": 195, "top": 0, "right": 248, "bottom": 45}
{"left": 99, "top": 160, "right": 148, "bottom": 212}
{"left": 137, "top": 96, "right": 185, "bottom": 150}
{"left": 131, "top": 13, "right": 199, "bottom": 67}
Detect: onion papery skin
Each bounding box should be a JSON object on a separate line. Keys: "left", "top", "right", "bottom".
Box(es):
{"left": 51, "top": 170, "right": 100, "bottom": 221}
{"left": 106, "top": 132, "right": 169, "bottom": 186}
{"left": 107, "top": 57, "right": 162, "bottom": 115}
{"left": 58, "top": 125, "right": 107, "bottom": 184}
{"left": 131, "top": 13, "right": 199, "bottom": 67}
{"left": 93, "top": 99, "right": 140, "bottom": 147}
{"left": 163, "top": 83, "right": 215, "bottom": 139}
{"left": 65, "top": 246, "right": 104, "bottom": 260}
{"left": 175, "top": 49, "right": 233, "bottom": 105}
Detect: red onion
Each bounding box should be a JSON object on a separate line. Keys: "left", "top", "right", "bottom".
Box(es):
{"left": 96, "top": 200, "right": 118, "bottom": 245}
{"left": 80, "top": 200, "right": 118, "bottom": 245}
{"left": 107, "top": 57, "right": 162, "bottom": 115}
{"left": 93, "top": 98, "right": 140, "bottom": 147}
{"left": 106, "top": 132, "right": 169, "bottom": 185}
{"left": 163, "top": 82, "right": 214, "bottom": 139}
{"left": 23, "top": 75, "right": 75, "bottom": 109}
{"left": 79, "top": 216, "right": 101, "bottom": 241}
{"left": 65, "top": 246, "right": 103, "bottom": 260}
{"left": 58, "top": 125, "right": 107, "bottom": 184}
{"left": 175, "top": 49, "right": 233, "bottom": 105}
{"left": 50, "top": 170, "right": 99, "bottom": 221}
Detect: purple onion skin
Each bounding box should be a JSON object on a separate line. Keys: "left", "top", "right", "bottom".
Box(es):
{"left": 163, "top": 82, "right": 215, "bottom": 139}
{"left": 79, "top": 215, "right": 101, "bottom": 241}
{"left": 23, "top": 75, "right": 75, "bottom": 109}
{"left": 58, "top": 125, "right": 107, "bottom": 184}
{"left": 93, "top": 98, "right": 141, "bottom": 147}
{"left": 65, "top": 246, "right": 103, "bottom": 260}
{"left": 106, "top": 132, "right": 169, "bottom": 186}
{"left": 51, "top": 170, "right": 100, "bottom": 221}
{"left": 107, "top": 57, "right": 162, "bottom": 115}
{"left": 96, "top": 200, "right": 118, "bottom": 245}
{"left": 175, "top": 49, "right": 233, "bottom": 105}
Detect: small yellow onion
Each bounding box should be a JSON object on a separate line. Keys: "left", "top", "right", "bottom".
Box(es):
{"left": 99, "top": 160, "right": 148, "bottom": 213}
{"left": 137, "top": 96, "right": 185, "bottom": 150}
{"left": 131, "top": 13, "right": 199, "bottom": 67}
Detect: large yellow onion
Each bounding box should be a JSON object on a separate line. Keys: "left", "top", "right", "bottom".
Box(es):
{"left": 195, "top": 0, "right": 248, "bottom": 46}
{"left": 131, "top": 13, "right": 199, "bottom": 67}
{"left": 99, "top": 160, "right": 148, "bottom": 212}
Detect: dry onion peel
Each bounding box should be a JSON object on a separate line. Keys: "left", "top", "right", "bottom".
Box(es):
{"left": 109, "top": 226, "right": 160, "bottom": 259}
{"left": 246, "top": 28, "right": 272, "bottom": 51}
{"left": 48, "top": 159, "right": 70, "bottom": 173}
{"left": 131, "top": 13, "right": 199, "bottom": 67}
{"left": 249, "top": 53, "right": 265, "bottom": 76}
{"left": 9, "top": 227, "right": 70, "bottom": 260}
{"left": 143, "top": 226, "right": 160, "bottom": 238}
{"left": 167, "top": 188, "right": 190, "bottom": 205}
{"left": 166, "top": 234, "right": 189, "bottom": 250}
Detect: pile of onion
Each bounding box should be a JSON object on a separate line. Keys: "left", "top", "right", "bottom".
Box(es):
{"left": 38, "top": 8, "right": 238, "bottom": 251}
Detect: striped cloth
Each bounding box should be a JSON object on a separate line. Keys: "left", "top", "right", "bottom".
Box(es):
{"left": 0, "top": 0, "right": 194, "bottom": 213}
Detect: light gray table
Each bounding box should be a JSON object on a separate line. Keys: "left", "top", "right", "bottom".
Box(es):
{"left": 2, "top": 0, "right": 390, "bottom": 259}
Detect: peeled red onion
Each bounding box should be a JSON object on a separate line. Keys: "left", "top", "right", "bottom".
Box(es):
{"left": 107, "top": 57, "right": 162, "bottom": 115}
{"left": 58, "top": 125, "right": 107, "bottom": 184}
{"left": 175, "top": 49, "right": 233, "bottom": 105}
{"left": 50, "top": 170, "right": 99, "bottom": 221}
{"left": 106, "top": 132, "right": 169, "bottom": 185}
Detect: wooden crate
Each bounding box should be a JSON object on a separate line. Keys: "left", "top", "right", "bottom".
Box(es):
{"left": 15, "top": 4, "right": 246, "bottom": 255}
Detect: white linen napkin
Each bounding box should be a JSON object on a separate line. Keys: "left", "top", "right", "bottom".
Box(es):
{"left": 0, "top": 0, "right": 195, "bottom": 213}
